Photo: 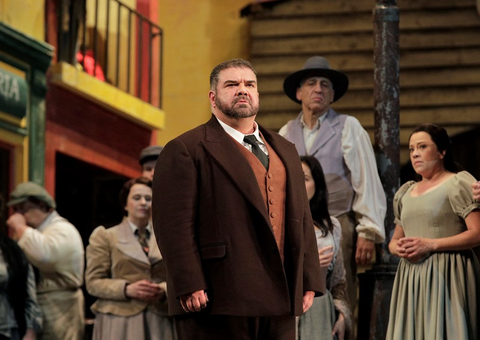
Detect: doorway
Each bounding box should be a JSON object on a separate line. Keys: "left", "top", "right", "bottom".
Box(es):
{"left": 55, "top": 152, "right": 129, "bottom": 318}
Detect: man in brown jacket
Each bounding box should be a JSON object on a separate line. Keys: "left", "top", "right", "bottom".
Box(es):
{"left": 152, "top": 59, "right": 325, "bottom": 340}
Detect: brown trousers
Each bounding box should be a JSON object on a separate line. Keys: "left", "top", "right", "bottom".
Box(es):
{"left": 174, "top": 314, "right": 295, "bottom": 340}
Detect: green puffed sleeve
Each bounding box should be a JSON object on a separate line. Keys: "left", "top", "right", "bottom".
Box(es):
{"left": 393, "top": 181, "right": 416, "bottom": 226}
{"left": 447, "top": 171, "right": 480, "bottom": 219}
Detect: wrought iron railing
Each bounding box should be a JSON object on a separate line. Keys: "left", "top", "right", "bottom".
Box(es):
{"left": 57, "top": 0, "right": 163, "bottom": 108}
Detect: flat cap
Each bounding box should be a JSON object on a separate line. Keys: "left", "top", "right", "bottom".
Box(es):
{"left": 7, "top": 182, "right": 56, "bottom": 209}
{"left": 139, "top": 145, "right": 163, "bottom": 165}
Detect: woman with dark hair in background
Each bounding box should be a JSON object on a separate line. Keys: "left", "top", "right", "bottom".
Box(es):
{"left": 0, "top": 195, "right": 42, "bottom": 340}
{"left": 86, "top": 177, "right": 175, "bottom": 340}
{"left": 298, "top": 156, "right": 353, "bottom": 340}
{"left": 387, "top": 123, "right": 480, "bottom": 339}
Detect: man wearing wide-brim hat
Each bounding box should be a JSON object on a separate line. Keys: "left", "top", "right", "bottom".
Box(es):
{"left": 7, "top": 181, "right": 85, "bottom": 340}
{"left": 279, "top": 56, "right": 387, "bottom": 320}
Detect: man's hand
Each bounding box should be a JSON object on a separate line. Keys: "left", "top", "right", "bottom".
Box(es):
{"left": 302, "top": 290, "right": 315, "bottom": 313}
{"left": 180, "top": 290, "right": 209, "bottom": 313}
{"left": 6, "top": 213, "right": 29, "bottom": 240}
{"left": 355, "top": 236, "right": 375, "bottom": 265}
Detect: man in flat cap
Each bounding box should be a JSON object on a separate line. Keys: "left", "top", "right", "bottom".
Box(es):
{"left": 7, "top": 182, "right": 85, "bottom": 340}
{"left": 279, "top": 56, "right": 387, "bottom": 316}
{"left": 139, "top": 145, "right": 163, "bottom": 180}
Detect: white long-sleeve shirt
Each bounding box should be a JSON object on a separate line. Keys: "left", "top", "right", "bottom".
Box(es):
{"left": 17, "top": 211, "right": 84, "bottom": 293}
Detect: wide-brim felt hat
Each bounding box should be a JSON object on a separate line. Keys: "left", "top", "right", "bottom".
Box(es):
{"left": 7, "top": 181, "right": 56, "bottom": 209}
{"left": 283, "top": 56, "right": 349, "bottom": 104}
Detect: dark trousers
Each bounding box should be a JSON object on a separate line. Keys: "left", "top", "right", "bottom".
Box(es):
{"left": 174, "top": 314, "right": 296, "bottom": 340}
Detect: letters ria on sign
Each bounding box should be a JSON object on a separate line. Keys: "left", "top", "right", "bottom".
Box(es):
{"left": 0, "top": 67, "right": 28, "bottom": 119}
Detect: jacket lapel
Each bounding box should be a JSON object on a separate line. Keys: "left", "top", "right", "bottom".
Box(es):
{"left": 309, "top": 109, "right": 340, "bottom": 156}
{"left": 200, "top": 117, "right": 270, "bottom": 225}
{"left": 116, "top": 219, "right": 150, "bottom": 265}
{"left": 148, "top": 229, "right": 162, "bottom": 264}
{"left": 288, "top": 113, "right": 308, "bottom": 156}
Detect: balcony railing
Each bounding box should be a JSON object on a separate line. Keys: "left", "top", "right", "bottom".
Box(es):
{"left": 57, "top": 0, "right": 163, "bottom": 108}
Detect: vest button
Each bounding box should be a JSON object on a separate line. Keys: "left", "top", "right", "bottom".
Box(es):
{"left": 270, "top": 212, "right": 277, "bottom": 218}
{"left": 268, "top": 186, "right": 274, "bottom": 192}
{"left": 269, "top": 198, "right": 275, "bottom": 205}
{"left": 267, "top": 173, "right": 273, "bottom": 179}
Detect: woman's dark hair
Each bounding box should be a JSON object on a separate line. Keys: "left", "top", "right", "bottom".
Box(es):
{"left": 409, "top": 123, "right": 460, "bottom": 173}
{"left": 119, "top": 177, "right": 152, "bottom": 216}
{"left": 0, "top": 195, "right": 29, "bottom": 338}
{"left": 300, "top": 156, "right": 333, "bottom": 236}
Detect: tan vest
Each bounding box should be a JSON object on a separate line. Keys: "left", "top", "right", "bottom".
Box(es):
{"left": 234, "top": 135, "right": 287, "bottom": 261}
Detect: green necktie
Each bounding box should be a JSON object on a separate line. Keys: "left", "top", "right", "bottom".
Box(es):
{"left": 136, "top": 228, "right": 150, "bottom": 255}
{"left": 244, "top": 135, "right": 269, "bottom": 170}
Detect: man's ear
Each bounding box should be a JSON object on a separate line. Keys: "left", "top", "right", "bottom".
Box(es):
{"left": 208, "top": 90, "right": 216, "bottom": 108}
{"left": 296, "top": 87, "right": 302, "bottom": 102}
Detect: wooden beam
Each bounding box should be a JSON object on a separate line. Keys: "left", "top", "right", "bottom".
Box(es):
{"left": 251, "top": 29, "right": 480, "bottom": 56}
{"left": 253, "top": 48, "right": 480, "bottom": 76}
{"left": 258, "top": 86, "right": 480, "bottom": 114}
{"left": 251, "top": 9, "right": 480, "bottom": 38}
{"left": 252, "top": 0, "right": 475, "bottom": 18}
{"left": 257, "top": 65, "right": 480, "bottom": 94}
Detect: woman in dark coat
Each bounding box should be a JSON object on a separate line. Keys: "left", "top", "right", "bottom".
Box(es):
{"left": 0, "top": 195, "right": 42, "bottom": 340}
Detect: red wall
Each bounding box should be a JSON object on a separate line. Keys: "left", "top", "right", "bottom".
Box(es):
{"left": 45, "top": 84, "right": 151, "bottom": 195}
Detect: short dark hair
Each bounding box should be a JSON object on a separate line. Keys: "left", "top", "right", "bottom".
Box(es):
{"left": 209, "top": 59, "right": 257, "bottom": 91}
{"left": 300, "top": 156, "right": 333, "bottom": 236}
{"left": 119, "top": 177, "right": 152, "bottom": 216}
{"left": 409, "top": 123, "right": 460, "bottom": 173}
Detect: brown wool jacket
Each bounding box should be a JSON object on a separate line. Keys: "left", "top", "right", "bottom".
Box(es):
{"left": 152, "top": 116, "right": 326, "bottom": 317}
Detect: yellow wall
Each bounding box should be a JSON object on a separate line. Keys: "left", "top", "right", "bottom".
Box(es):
{"left": 157, "top": 0, "right": 251, "bottom": 145}
{"left": 0, "top": 0, "right": 44, "bottom": 40}
{"left": 1, "top": 0, "right": 252, "bottom": 145}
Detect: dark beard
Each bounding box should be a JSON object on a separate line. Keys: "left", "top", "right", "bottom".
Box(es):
{"left": 215, "top": 96, "right": 258, "bottom": 119}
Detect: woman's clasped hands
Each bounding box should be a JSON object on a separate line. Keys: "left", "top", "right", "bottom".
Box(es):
{"left": 396, "top": 237, "right": 432, "bottom": 263}
{"left": 125, "top": 279, "right": 165, "bottom": 301}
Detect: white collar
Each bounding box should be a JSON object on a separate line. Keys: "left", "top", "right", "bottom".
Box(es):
{"left": 126, "top": 218, "right": 151, "bottom": 235}
{"left": 37, "top": 210, "right": 58, "bottom": 232}
{"left": 215, "top": 116, "right": 263, "bottom": 144}
{"left": 300, "top": 109, "right": 329, "bottom": 129}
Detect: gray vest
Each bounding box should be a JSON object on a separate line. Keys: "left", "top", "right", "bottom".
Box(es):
{"left": 283, "top": 109, "right": 354, "bottom": 217}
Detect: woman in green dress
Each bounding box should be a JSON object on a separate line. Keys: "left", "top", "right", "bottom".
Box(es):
{"left": 387, "top": 123, "right": 480, "bottom": 339}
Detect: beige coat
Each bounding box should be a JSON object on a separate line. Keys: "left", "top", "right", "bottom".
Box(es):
{"left": 85, "top": 219, "right": 168, "bottom": 317}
